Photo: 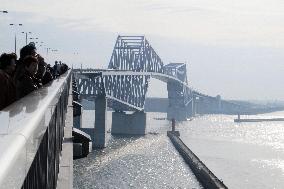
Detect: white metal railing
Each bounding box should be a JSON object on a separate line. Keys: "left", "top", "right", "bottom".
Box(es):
{"left": 0, "top": 70, "right": 71, "bottom": 189}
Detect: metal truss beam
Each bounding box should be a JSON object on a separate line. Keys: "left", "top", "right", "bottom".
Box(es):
{"left": 74, "top": 35, "right": 193, "bottom": 112}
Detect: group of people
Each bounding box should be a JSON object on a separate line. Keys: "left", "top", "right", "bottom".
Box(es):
{"left": 0, "top": 42, "right": 69, "bottom": 110}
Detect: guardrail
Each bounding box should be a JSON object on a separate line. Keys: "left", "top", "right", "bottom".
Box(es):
{"left": 0, "top": 70, "right": 71, "bottom": 189}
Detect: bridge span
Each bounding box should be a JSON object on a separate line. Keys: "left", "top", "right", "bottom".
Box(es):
{"left": 72, "top": 35, "right": 247, "bottom": 148}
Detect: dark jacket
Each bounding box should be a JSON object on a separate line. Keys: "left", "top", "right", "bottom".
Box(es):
{"left": 16, "top": 70, "right": 38, "bottom": 99}
{"left": 42, "top": 69, "right": 53, "bottom": 85}
{"left": 0, "top": 70, "right": 16, "bottom": 110}
{"left": 14, "top": 59, "right": 25, "bottom": 82}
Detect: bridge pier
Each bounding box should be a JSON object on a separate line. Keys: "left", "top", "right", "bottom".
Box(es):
{"left": 73, "top": 101, "right": 82, "bottom": 129}
{"left": 111, "top": 111, "right": 147, "bottom": 135}
{"left": 185, "top": 99, "right": 195, "bottom": 118}
{"left": 167, "top": 106, "right": 188, "bottom": 121}
{"left": 93, "top": 96, "right": 107, "bottom": 148}
{"left": 167, "top": 80, "right": 191, "bottom": 121}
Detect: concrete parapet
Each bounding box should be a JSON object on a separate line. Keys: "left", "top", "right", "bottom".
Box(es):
{"left": 111, "top": 111, "right": 147, "bottom": 135}
{"left": 168, "top": 133, "right": 227, "bottom": 189}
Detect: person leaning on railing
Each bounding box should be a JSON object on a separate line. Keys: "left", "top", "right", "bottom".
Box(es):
{"left": 14, "top": 43, "right": 37, "bottom": 83}
{"left": 53, "top": 61, "right": 69, "bottom": 78}
{"left": 42, "top": 63, "right": 54, "bottom": 85}
{"left": 15, "top": 56, "right": 39, "bottom": 99}
{"left": 0, "top": 53, "right": 17, "bottom": 110}
{"left": 59, "top": 63, "right": 69, "bottom": 75}
{"left": 34, "top": 54, "right": 46, "bottom": 88}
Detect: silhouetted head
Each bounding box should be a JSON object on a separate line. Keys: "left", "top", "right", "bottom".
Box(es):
{"left": 59, "top": 63, "right": 69, "bottom": 74}
{"left": 36, "top": 54, "right": 47, "bottom": 78}
{"left": 20, "top": 43, "right": 37, "bottom": 60}
{"left": 23, "top": 55, "right": 38, "bottom": 76}
{"left": 0, "top": 53, "right": 17, "bottom": 75}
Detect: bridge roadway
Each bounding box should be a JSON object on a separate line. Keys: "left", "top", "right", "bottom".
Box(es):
{"left": 77, "top": 69, "right": 189, "bottom": 87}
{"left": 75, "top": 68, "right": 211, "bottom": 98}
{"left": 74, "top": 68, "right": 197, "bottom": 111}
{"left": 78, "top": 70, "right": 249, "bottom": 110}
{"left": 74, "top": 68, "right": 239, "bottom": 117}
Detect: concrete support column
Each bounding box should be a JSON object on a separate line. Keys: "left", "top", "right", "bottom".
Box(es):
{"left": 216, "top": 95, "right": 222, "bottom": 113}
{"left": 192, "top": 97, "right": 198, "bottom": 116}
{"left": 185, "top": 99, "right": 195, "bottom": 118}
{"left": 167, "top": 106, "right": 187, "bottom": 121}
{"left": 167, "top": 81, "right": 189, "bottom": 121}
{"left": 94, "top": 96, "right": 107, "bottom": 148}
{"left": 73, "top": 101, "right": 82, "bottom": 129}
{"left": 111, "top": 111, "right": 146, "bottom": 135}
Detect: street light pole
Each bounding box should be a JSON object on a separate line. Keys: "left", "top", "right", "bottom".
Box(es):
{"left": 37, "top": 41, "right": 44, "bottom": 54}
{"left": 29, "top": 37, "right": 39, "bottom": 44}
{"left": 73, "top": 52, "right": 79, "bottom": 66}
{"left": 46, "top": 47, "right": 51, "bottom": 56}
{"left": 22, "top": 32, "right": 32, "bottom": 45}
{"left": 9, "top": 23, "right": 23, "bottom": 54}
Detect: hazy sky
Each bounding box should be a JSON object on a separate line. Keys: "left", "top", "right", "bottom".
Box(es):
{"left": 1, "top": 0, "right": 284, "bottom": 100}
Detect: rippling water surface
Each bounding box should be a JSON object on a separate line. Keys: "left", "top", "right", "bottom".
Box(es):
{"left": 74, "top": 111, "right": 201, "bottom": 189}
{"left": 74, "top": 110, "right": 284, "bottom": 189}
{"left": 179, "top": 111, "right": 284, "bottom": 189}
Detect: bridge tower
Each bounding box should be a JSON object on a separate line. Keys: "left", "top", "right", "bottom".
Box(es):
{"left": 106, "top": 35, "right": 166, "bottom": 135}
{"left": 164, "top": 63, "right": 193, "bottom": 121}
{"left": 107, "top": 35, "right": 163, "bottom": 135}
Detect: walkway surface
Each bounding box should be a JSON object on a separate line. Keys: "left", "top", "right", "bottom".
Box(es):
{"left": 57, "top": 82, "right": 74, "bottom": 189}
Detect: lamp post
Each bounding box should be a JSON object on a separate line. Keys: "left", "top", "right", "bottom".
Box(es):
{"left": 29, "top": 37, "right": 38, "bottom": 44}
{"left": 46, "top": 47, "right": 51, "bottom": 56}
{"left": 1, "top": 11, "right": 8, "bottom": 51}
{"left": 51, "top": 49, "right": 58, "bottom": 62}
{"left": 37, "top": 42, "right": 44, "bottom": 54}
{"left": 9, "top": 23, "right": 23, "bottom": 54}
{"left": 73, "top": 52, "right": 79, "bottom": 67}
{"left": 21, "top": 31, "right": 32, "bottom": 45}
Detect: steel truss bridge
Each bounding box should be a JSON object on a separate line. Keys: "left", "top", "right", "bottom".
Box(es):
{"left": 73, "top": 35, "right": 241, "bottom": 120}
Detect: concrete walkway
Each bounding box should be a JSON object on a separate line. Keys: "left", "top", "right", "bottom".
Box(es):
{"left": 57, "top": 82, "right": 74, "bottom": 189}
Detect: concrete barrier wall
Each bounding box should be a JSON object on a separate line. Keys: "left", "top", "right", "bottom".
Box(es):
{"left": 111, "top": 111, "right": 146, "bottom": 135}
{"left": 0, "top": 71, "right": 72, "bottom": 188}
{"left": 168, "top": 132, "right": 227, "bottom": 189}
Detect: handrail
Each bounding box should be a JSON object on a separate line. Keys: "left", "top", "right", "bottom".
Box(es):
{"left": 0, "top": 70, "right": 72, "bottom": 189}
